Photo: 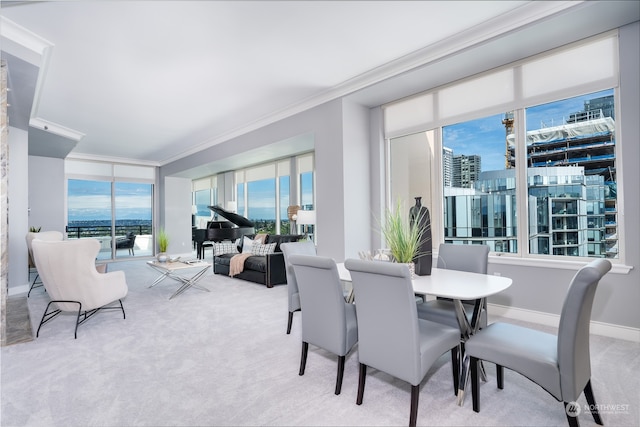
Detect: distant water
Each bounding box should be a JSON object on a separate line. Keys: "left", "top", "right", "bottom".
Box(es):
{"left": 68, "top": 219, "right": 152, "bottom": 227}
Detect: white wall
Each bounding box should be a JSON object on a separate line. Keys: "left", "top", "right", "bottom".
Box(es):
{"left": 8, "top": 127, "right": 29, "bottom": 292}
{"left": 340, "top": 99, "right": 372, "bottom": 259}
{"left": 162, "top": 176, "right": 193, "bottom": 258}
{"left": 28, "top": 155, "right": 65, "bottom": 233}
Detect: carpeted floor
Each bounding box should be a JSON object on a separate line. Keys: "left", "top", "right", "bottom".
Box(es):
{"left": 1, "top": 258, "right": 639, "bottom": 427}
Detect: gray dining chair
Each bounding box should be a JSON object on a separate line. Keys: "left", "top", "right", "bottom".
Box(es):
{"left": 289, "top": 254, "right": 358, "bottom": 395}
{"left": 416, "top": 243, "right": 490, "bottom": 395}
{"left": 417, "top": 243, "right": 490, "bottom": 330}
{"left": 280, "top": 241, "right": 317, "bottom": 334}
{"left": 465, "top": 258, "right": 611, "bottom": 427}
{"left": 345, "top": 259, "right": 461, "bottom": 427}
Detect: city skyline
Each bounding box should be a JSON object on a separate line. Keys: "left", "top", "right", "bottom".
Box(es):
{"left": 443, "top": 89, "right": 613, "bottom": 173}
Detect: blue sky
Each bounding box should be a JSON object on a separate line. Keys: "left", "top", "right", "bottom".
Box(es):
{"left": 68, "top": 180, "right": 152, "bottom": 222}
{"left": 443, "top": 89, "right": 613, "bottom": 172}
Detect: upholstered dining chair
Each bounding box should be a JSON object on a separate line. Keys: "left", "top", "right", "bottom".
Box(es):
{"left": 345, "top": 259, "right": 461, "bottom": 427}
{"left": 464, "top": 258, "right": 611, "bottom": 427}
{"left": 31, "top": 238, "right": 129, "bottom": 339}
{"left": 26, "top": 230, "right": 64, "bottom": 297}
{"left": 280, "top": 241, "right": 317, "bottom": 334}
{"left": 417, "top": 243, "right": 490, "bottom": 330}
{"left": 288, "top": 254, "right": 358, "bottom": 395}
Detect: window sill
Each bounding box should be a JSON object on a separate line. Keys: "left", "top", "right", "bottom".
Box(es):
{"left": 489, "top": 253, "right": 633, "bottom": 275}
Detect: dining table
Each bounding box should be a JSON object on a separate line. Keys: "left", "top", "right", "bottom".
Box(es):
{"left": 336, "top": 262, "right": 512, "bottom": 405}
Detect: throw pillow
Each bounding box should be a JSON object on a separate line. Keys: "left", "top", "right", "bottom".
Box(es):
{"left": 213, "top": 241, "right": 238, "bottom": 256}
{"left": 251, "top": 242, "right": 277, "bottom": 256}
{"left": 242, "top": 235, "right": 254, "bottom": 254}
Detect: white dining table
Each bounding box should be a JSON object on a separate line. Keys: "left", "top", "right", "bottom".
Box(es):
{"left": 336, "top": 262, "right": 512, "bottom": 405}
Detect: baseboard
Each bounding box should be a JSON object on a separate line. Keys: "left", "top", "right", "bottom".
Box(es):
{"left": 488, "top": 303, "right": 640, "bottom": 343}
{"left": 8, "top": 284, "right": 30, "bottom": 297}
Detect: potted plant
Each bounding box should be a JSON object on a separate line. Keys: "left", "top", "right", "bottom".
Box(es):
{"left": 157, "top": 228, "right": 169, "bottom": 262}
{"left": 379, "top": 199, "right": 430, "bottom": 277}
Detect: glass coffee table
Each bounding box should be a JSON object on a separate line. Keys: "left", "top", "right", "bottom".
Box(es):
{"left": 147, "top": 260, "right": 211, "bottom": 299}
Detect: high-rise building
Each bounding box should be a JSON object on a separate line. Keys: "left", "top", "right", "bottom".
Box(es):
{"left": 442, "top": 147, "right": 453, "bottom": 187}
{"left": 452, "top": 154, "right": 481, "bottom": 188}
{"left": 443, "top": 95, "right": 617, "bottom": 258}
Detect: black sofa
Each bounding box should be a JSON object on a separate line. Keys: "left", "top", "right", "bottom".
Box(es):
{"left": 213, "top": 234, "right": 304, "bottom": 288}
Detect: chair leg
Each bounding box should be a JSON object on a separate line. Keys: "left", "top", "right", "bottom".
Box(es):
{"left": 496, "top": 364, "right": 504, "bottom": 389}
{"left": 299, "top": 342, "right": 309, "bottom": 376}
{"left": 564, "top": 402, "right": 581, "bottom": 427}
{"left": 451, "top": 345, "right": 460, "bottom": 396}
{"left": 471, "top": 356, "right": 480, "bottom": 413}
{"left": 335, "top": 355, "right": 346, "bottom": 395}
{"left": 356, "top": 363, "right": 367, "bottom": 405}
{"left": 118, "top": 299, "right": 126, "bottom": 319}
{"left": 286, "top": 312, "right": 294, "bottom": 334}
{"left": 27, "top": 274, "right": 43, "bottom": 297}
{"left": 409, "top": 384, "right": 420, "bottom": 427}
{"left": 584, "top": 380, "right": 603, "bottom": 425}
{"left": 73, "top": 303, "right": 83, "bottom": 339}
{"left": 37, "top": 300, "right": 82, "bottom": 338}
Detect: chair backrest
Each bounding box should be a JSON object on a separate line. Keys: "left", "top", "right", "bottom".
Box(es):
{"left": 26, "top": 231, "right": 64, "bottom": 267}
{"left": 436, "top": 243, "right": 489, "bottom": 274}
{"left": 288, "top": 254, "right": 350, "bottom": 355}
{"left": 345, "top": 258, "right": 423, "bottom": 385}
{"left": 280, "top": 241, "right": 317, "bottom": 311}
{"left": 31, "top": 238, "right": 128, "bottom": 311}
{"left": 557, "top": 258, "right": 611, "bottom": 401}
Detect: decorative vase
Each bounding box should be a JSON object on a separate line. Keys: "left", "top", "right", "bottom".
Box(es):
{"left": 404, "top": 262, "right": 416, "bottom": 279}
{"left": 157, "top": 252, "right": 169, "bottom": 263}
{"left": 410, "top": 196, "right": 432, "bottom": 276}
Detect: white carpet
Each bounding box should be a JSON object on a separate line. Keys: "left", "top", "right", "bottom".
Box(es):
{"left": 2, "top": 258, "right": 638, "bottom": 426}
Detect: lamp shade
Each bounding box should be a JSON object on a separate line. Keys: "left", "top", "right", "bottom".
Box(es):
{"left": 296, "top": 209, "right": 316, "bottom": 225}
{"left": 226, "top": 201, "right": 237, "bottom": 213}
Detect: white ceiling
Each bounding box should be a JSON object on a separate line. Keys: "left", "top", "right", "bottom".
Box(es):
{"left": 1, "top": 1, "right": 636, "bottom": 169}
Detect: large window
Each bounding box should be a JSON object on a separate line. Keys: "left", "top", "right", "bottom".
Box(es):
{"left": 384, "top": 33, "right": 622, "bottom": 262}
{"left": 525, "top": 90, "right": 616, "bottom": 258}
{"left": 66, "top": 160, "right": 155, "bottom": 260}
{"left": 442, "top": 113, "right": 517, "bottom": 253}
{"left": 229, "top": 154, "right": 314, "bottom": 235}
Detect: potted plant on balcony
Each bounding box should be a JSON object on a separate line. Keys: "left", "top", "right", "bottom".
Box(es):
{"left": 379, "top": 199, "right": 430, "bottom": 278}
{"left": 157, "top": 228, "right": 169, "bottom": 262}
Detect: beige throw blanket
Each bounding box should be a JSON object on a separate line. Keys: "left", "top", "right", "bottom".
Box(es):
{"left": 229, "top": 253, "right": 253, "bottom": 277}
{"left": 228, "top": 234, "right": 268, "bottom": 277}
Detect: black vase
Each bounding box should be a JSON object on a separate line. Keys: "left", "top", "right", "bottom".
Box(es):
{"left": 410, "top": 197, "right": 432, "bottom": 276}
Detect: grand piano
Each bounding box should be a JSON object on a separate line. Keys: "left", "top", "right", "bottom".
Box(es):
{"left": 194, "top": 205, "right": 255, "bottom": 259}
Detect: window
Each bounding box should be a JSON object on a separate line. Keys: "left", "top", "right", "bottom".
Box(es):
{"left": 192, "top": 177, "right": 217, "bottom": 228}
{"left": 384, "top": 33, "right": 622, "bottom": 262}
{"left": 230, "top": 154, "right": 314, "bottom": 235}
{"left": 247, "top": 178, "right": 276, "bottom": 234}
{"left": 66, "top": 175, "right": 154, "bottom": 260}
{"left": 441, "top": 113, "right": 517, "bottom": 253}
{"left": 279, "top": 175, "right": 291, "bottom": 234}
{"left": 525, "top": 90, "right": 617, "bottom": 258}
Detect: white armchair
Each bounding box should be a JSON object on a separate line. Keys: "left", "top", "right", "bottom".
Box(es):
{"left": 31, "top": 238, "right": 129, "bottom": 339}
{"left": 26, "top": 231, "right": 64, "bottom": 297}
